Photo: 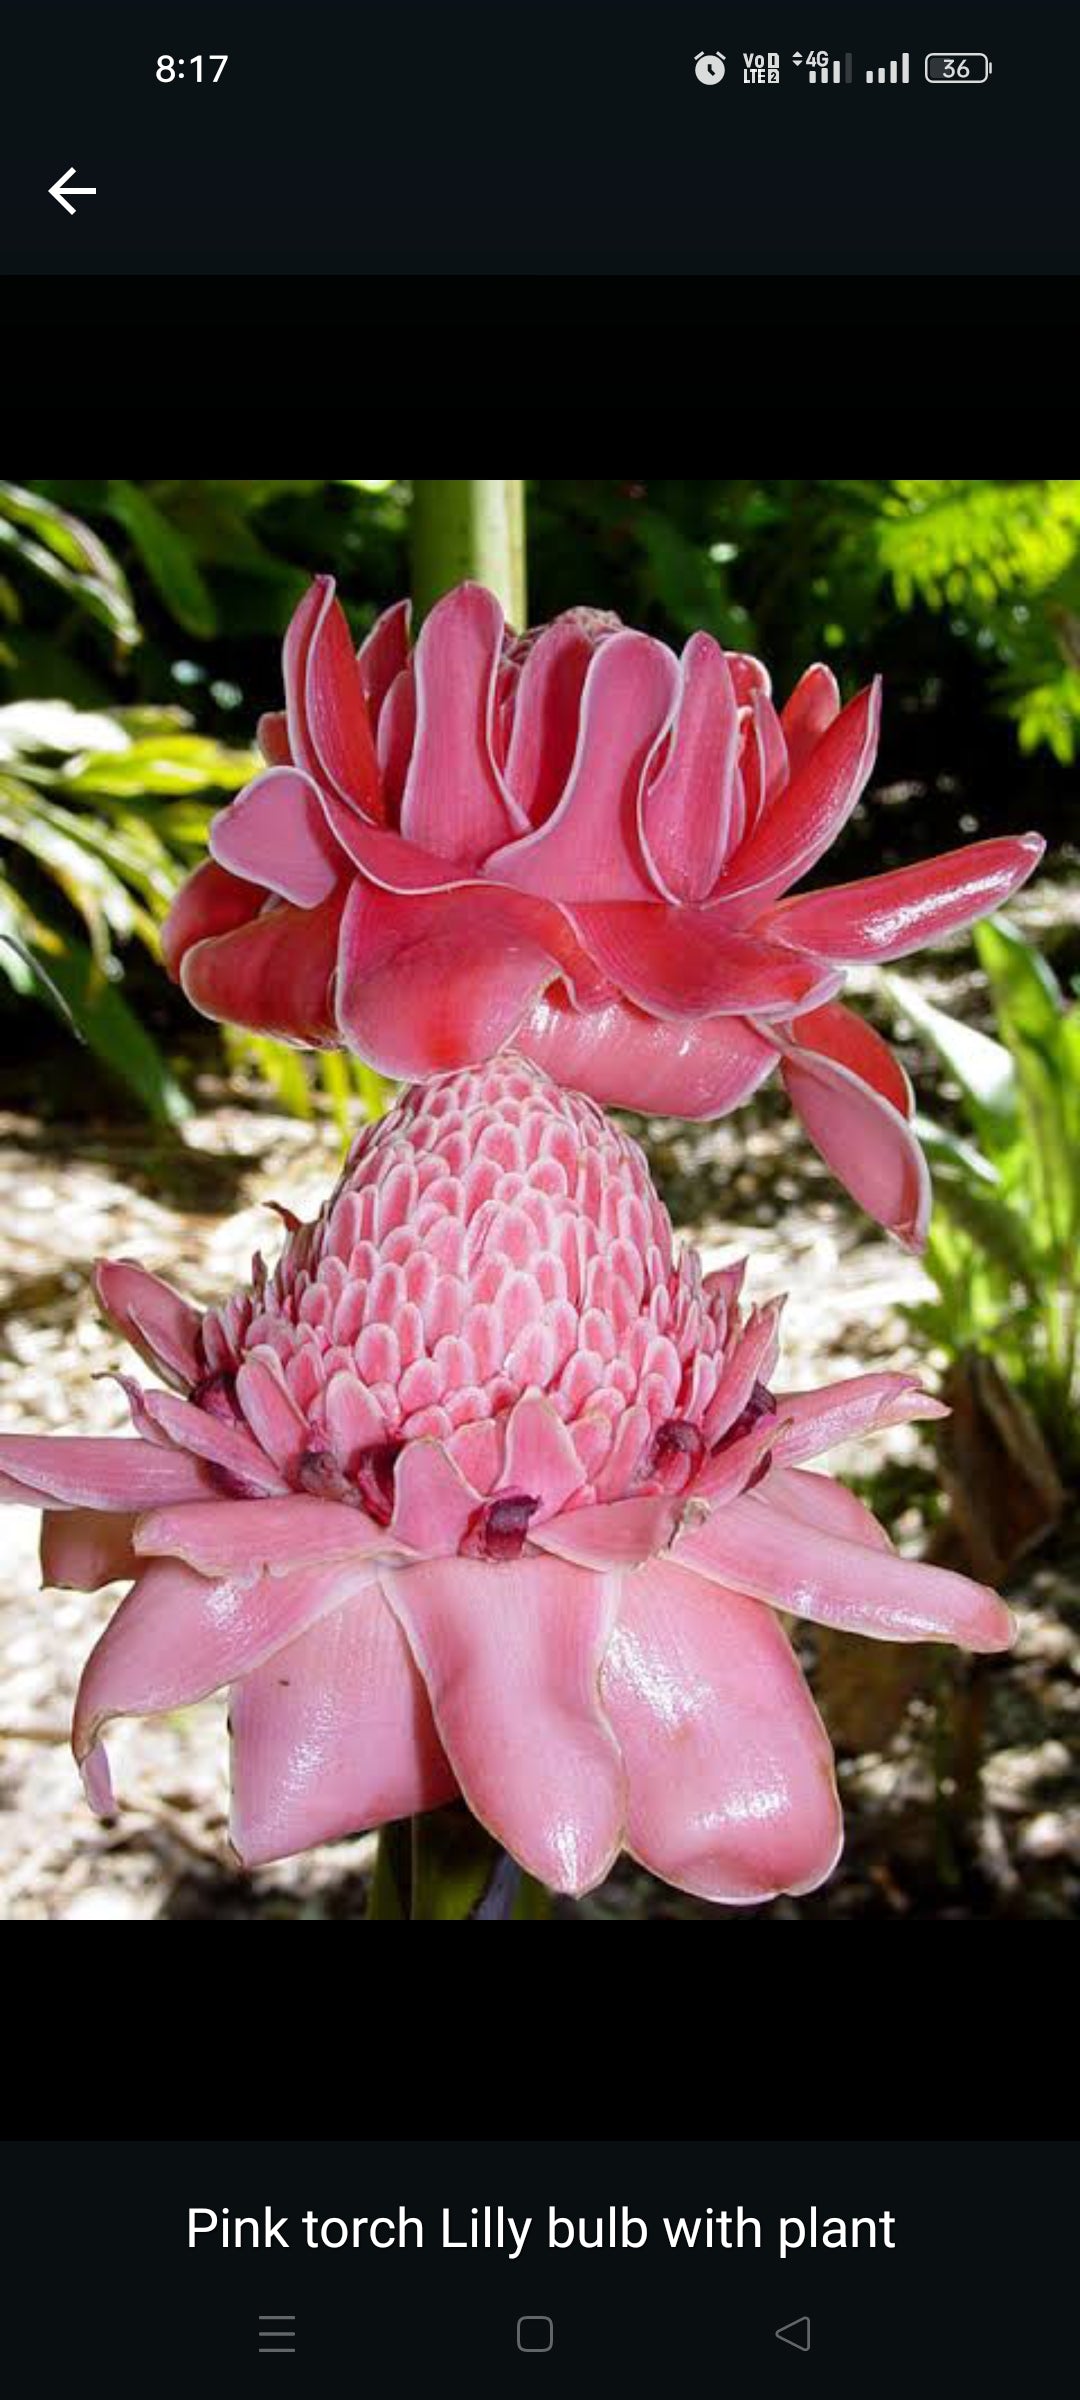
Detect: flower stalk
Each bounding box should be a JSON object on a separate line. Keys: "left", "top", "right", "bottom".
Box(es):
{"left": 368, "top": 1806, "right": 550, "bottom": 1920}
{"left": 381, "top": 476, "right": 528, "bottom": 1919}
{"left": 411, "top": 477, "right": 526, "bottom": 625}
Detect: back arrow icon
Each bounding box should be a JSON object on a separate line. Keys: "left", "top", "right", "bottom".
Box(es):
{"left": 49, "top": 168, "right": 98, "bottom": 216}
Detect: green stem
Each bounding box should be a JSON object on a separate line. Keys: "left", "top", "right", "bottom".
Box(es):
{"left": 368, "top": 1818, "right": 412, "bottom": 1919}
{"left": 411, "top": 479, "right": 526, "bottom": 626}
{"left": 407, "top": 1807, "right": 553, "bottom": 1919}
{"left": 370, "top": 1806, "right": 552, "bottom": 1919}
{"left": 368, "top": 478, "right": 545, "bottom": 1923}
{"left": 411, "top": 1804, "right": 507, "bottom": 1917}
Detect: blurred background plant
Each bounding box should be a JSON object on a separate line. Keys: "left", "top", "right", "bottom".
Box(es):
{"left": 532, "top": 477, "right": 1080, "bottom": 768}
{"left": 0, "top": 682, "right": 250, "bottom": 1124}
{"left": 883, "top": 916, "right": 1080, "bottom": 1474}
{"left": 0, "top": 479, "right": 401, "bottom": 1130}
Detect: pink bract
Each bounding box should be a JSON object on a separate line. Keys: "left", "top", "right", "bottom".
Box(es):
{"left": 163, "top": 576, "right": 1043, "bottom": 1250}
{"left": 2, "top": 1059, "right": 1013, "bottom": 1901}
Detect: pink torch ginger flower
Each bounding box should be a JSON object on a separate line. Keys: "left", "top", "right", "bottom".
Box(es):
{"left": 163, "top": 577, "right": 1043, "bottom": 1250}
{"left": 0, "top": 1060, "right": 1013, "bottom": 1901}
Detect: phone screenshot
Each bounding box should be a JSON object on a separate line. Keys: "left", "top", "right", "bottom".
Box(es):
{"left": 0, "top": 3, "right": 1074, "bottom": 2364}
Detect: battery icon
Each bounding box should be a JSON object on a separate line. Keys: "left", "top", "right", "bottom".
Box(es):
{"left": 925, "top": 53, "right": 992, "bottom": 82}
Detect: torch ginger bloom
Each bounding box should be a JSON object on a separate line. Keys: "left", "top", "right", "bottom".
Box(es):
{"left": 163, "top": 576, "right": 1044, "bottom": 1250}
{"left": 0, "top": 1059, "right": 1014, "bottom": 1901}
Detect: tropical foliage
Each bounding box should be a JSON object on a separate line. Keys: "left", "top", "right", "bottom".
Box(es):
{"left": 884, "top": 919, "right": 1080, "bottom": 1465}
{"left": 0, "top": 479, "right": 400, "bottom": 1124}
{"left": 532, "top": 478, "right": 1080, "bottom": 761}
{"left": 0, "top": 692, "right": 251, "bottom": 1122}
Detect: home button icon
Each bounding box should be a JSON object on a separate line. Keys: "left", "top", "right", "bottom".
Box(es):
{"left": 517, "top": 2318, "right": 554, "bottom": 2353}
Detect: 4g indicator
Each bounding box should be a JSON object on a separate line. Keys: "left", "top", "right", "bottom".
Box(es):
{"left": 156, "top": 55, "right": 228, "bottom": 83}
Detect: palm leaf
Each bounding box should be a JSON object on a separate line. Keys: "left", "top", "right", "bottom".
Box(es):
{"left": 0, "top": 482, "right": 140, "bottom": 650}
{"left": 21, "top": 930, "right": 190, "bottom": 1125}
{"left": 106, "top": 481, "right": 218, "bottom": 640}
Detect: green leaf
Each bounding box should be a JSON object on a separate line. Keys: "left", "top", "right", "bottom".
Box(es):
{"left": 0, "top": 486, "right": 141, "bottom": 652}
{"left": 244, "top": 1036, "right": 313, "bottom": 1119}
{"left": 140, "top": 798, "right": 218, "bottom": 850}
{"left": 149, "top": 488, "right": 311, "bottom": 584}
{"left": 0, "top": 699, "right": 130, "bottom": 760}
{"left": 23, "top": 932, "right": 190, "bottom": 1125}
{"left": 0, "top": 929, "right": 82, "bottom": 1028}
{"left": 106, "top": 481, "right": 218, "bottom": 639}
{"left": 0, "top": 777, "right": 140, "bottom": 962}
{"left": 65, "top": 734, "right": 256, "bottom": 797}
{"left": 1012, "top": 667, "right": 1080, "bottom": 764}
{"left": 914, "top": 1112, "right": 999, "bottom": 1187}
{"left": 1057, "top": 1011, "right": 1080, "bottom": 1150}
{"left": 0, "top": 874, "right": 44, "bottom": 993}
{"left": 318, "top": 1050, "right": 354, "bottom": 1143}
{"left": 925, "top": 1166, "right": 1039, "bottom": 1293}
{"left": 156, "top": 478, "right": 326, "bottom": 511}
{"left": 974, "top": 913, "right": 1065, "bottom": 1026}
{"left": 110, "top": 704, "right": 194, "bottom": 737}
{"left": 897, "top": 919, "right": 1080, "bottom": 1454}
{"left": 882, "top": 969, "right": 1019, "bottom": 1154}
{"left": 351, "top": 1059, "right": 396, "bottom": 1120}
{"left": 878, "top": 480, "right": 1080, "bottom": 610}
{"left": 974, "top": 916, "right": 1080, "bottom": 1250}
{"left": 24, "top": 794, "right": 181, "bottom": 918}
{"left": 0, "top": 481, "right": 130, "bottom": 587}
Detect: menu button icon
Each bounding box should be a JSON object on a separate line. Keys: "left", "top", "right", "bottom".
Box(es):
{"left": 259, "top": 2317, "right": 296, "bottom": 2355}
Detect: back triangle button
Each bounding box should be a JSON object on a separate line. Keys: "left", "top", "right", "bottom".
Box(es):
{"left": 775, "top": 2318, "right": 810, "bottom": 2351}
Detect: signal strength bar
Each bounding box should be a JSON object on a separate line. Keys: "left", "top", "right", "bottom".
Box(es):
{"left": 808, "top": 54, "right": 852, "bottom": 83}
{"left": 866, "top": 54, "right": 910, "bottom": 82}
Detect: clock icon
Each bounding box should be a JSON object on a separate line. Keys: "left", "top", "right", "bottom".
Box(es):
{"left": 694, "top": 51, "right": 725, "bottom": 83}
